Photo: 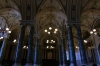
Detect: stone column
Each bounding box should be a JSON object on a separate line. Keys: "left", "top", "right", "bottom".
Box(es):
{"left": 0, "top": 38, "right": 7, "bottom": 66}
{"left": 14, "top": 24, "right": 26, "bottom": 66}
{"left": 33, "top": 37, "right": 40, "bottom": 66}
{"left": 38, "top": 44, "right": 42, "bottom": 66}
{"left": 26, "top": 26, "right": 34, "bottom": 66}
{"left": 67, "top": 25, "right": 76, "bottom": 66}
{"left": 76, "top": 25, "right": 87, "bottom": 66}
{"left": 92, "top": 34, "right": 100, "bottom": 66}
{"left": 62, "top": 38, "right": 67, "bottom": 66}
{"left": 58, "top": 44, "right": 63, "bottom": 66}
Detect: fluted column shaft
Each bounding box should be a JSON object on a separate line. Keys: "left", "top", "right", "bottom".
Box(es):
{"left": 67, "top": 26, "right": 76, "bottom": 66}
{"left": 76, "top": 26, "right": 87, "bottom": 65}
{"left": 33, "top": 38, "right": 40, "bottom": 66}
{"left": 58, "top": 44, "right": 62, "bottom": 66}
{"left": 26, "top": 26, "right": 34, "bottom": 66}
{"left": 14, "top": 25, "right": 26, "bottom": 66}
{"left": 0, "top": 38, "right": 7, "bottom": 65}
{"left": 62, "top": 38, "right": 67, "bottom": 66}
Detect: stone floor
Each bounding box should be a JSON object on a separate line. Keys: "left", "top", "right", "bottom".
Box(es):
{"left": 2, "top": 60, "right": 95, "bottom": 66}
{"left": 76, "top": 60, "right": 94, "bottom": 66}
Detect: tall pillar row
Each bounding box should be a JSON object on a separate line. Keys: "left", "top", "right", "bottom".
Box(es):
{"left": 14, "top": 20, "right": 36, "bottom": 66}
{"left": 12, "top": 20, "right": 42, "bottom": 66}
{"left": 67, "top": 24, "right": 88, "bottom": 66}
{"left": 0, "top": 24, "right": 88, "bottom": 66}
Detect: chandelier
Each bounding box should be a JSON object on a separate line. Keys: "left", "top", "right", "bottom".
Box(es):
{"left": 46, "top": 39, "right": 55, "bottom": 49}
{"left": 0, "top": 9, "right": 12, "bottom": 39}
{"left": 44, "top": 27, "right": 58, "bottom": 34}
{"left": 23, "top": 45, "right": 28, "bottom": 49}
{"left": 0, "top": 26, "right": 11, "bottom": 39}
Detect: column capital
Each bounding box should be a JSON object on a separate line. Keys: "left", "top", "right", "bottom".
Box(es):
{"left": 61, "top": 35, "right": 67, "bottom": 38}
{"left": 34, "top": 34, "right": 40, "bottom": 39}
{"left": 74, "top": 24, "right": 81, "bottom": 28}
{"left": 67, "top": 21, "right": 81, "bottom": 25}
{"left": 20, "top": 20, "right": 35, "bottom": 26}
{"left": 58, "top": 42, "right": 62, "bottom": 45}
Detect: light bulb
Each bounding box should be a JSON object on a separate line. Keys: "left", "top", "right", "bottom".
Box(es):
{"left": 1, "top": 37, "right": 3, "bottom": 39}
{"left": 94, "top": 32, "right": 97, "bottom": 35}
{"left": 47, "top": 46, "right": 49, "bottom": 48}
{"left": 13, "top": 39, "right": 16, "bottom": 42}
{"left": 90, "top": 31, "right": 93, "bottom": 34}
{"left": 6, "top": 28, "right": 9, "bottom": 31}
{"left": 84, "top": 40, "right": 87, "bottom": 43}
{"left": 93, "top": 29, "right": 96, "bottom": 32}
{"left": 8, "top": 31, "right": 11, "bottom": 33}
{"left": 23, "top": 46, "right": 26, "bottom": 49}
{"left": 76, "top": 46, "right": 79, "bottom": 49}
{"left": 55, "top": 29, "right": 58, "bottom": 31}
{"left": 27, "top": 46, "right": 28, "bottom": 49}
{"left": 53, "top": 41, "right": 55, "bottom": 43}
{"left": 45, "top": 30, "right": 47, "bottom": 32}
{"left": 46, "top": 40, "right": 49, "bottom": 43}
{"left": 48, "top": 32, "right": 50, "bottom": 34}
{"left": 49, "top": 27, "right": 52, "bottom": 30}
{"left": 54, "top": 31, "right": 56, "bottom": 34}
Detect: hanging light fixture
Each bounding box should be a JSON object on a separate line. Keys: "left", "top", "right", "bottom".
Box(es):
{"left": 0, "top": 9, "right": 11, "bottom": 39}
{"left": 46, "top": 39, "right": 55, "bottom": 49}
{"left": 23, "top": 45, "right": 28, "bottom": 49}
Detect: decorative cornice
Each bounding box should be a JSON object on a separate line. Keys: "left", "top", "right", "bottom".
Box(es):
{"left": 20, "top": 20, "right": 35, "bottom": 25}
{"left": 67, "top": 21, "right": 81, "bottom": 25}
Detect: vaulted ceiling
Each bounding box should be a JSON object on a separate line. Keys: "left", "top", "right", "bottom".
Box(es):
{"left": 0, "top": 0, "right": 100, "bottom": 48}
